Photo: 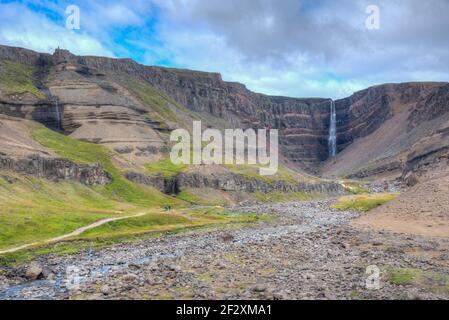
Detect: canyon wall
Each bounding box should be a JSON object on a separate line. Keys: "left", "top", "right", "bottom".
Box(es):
{"left": 1, "top": 44, "right": 449, "bottom": 177}
{"left": 125, "top": 170, "right": 344, "bottom": 195}
{"left": 0, "top": 154, "right": 111, "bottom": 185}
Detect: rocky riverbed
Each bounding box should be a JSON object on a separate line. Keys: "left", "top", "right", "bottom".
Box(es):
{"left": 1, "top": 200, "right": 448, "bottom": 300}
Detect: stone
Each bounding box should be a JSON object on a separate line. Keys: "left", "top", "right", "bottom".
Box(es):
{"left": 0, "top": 155, "right": 111, "bottom": 186}
{"left": 25, "top": 263, "right": 43, "bottom": 280}
{"left": 100, "top": 285, "right": 111, "bottom": 295}
{"left": 252, "top": 284, "right": 268, "bottom": 293}
{"left": 41, "top": 266, "right": 55, "bottom": 280}
{"left": 114, "top": 146, "right": 134, "bottom": 154}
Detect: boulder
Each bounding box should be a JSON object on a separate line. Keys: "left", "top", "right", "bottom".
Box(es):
{"left": 25, "top": 263, "right": 43, "bottom": 280}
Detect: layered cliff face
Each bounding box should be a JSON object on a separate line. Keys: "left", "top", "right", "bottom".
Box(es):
{"left": 322, "top": 82, "right": 449, "bottom": 179}
{"left": 0, "top": 45, "right": 333, "bottom": 172}
{"left": 0, "top": 154, "right": 111, "bottom": 185}
{"left": 1, "top": 44, "right": 448, "bottom": 181}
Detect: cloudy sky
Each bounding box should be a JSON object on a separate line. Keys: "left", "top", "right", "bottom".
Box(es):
{"left": 1, "top": 0, "right": 448, "bottom": 98}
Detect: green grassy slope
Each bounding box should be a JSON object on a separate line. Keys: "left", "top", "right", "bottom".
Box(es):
{"left": 32, "top": 126, "right": 183, "bottom": 207}
{"left": 0, "top": 174, "right": 131, "bottom": 250}
{"left": 332, "top": 193, "right": 400, "bottom": 211}
{"left": 0, "top": 59, "right": 45, "bottom": 99}
{"left": 0, "top": 125, "right": 189, "bottom": 251}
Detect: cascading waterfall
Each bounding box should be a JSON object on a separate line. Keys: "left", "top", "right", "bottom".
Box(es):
{"left": 54, "top": 99, "right": 62, "bottom": 130}
{"left": 328, "top": 99, "right": 337, "bottom": 157}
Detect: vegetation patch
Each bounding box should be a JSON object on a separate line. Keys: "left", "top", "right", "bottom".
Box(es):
{"left": 76, "top": 210, "right": 205, "bottom": 240}
{"left": 118, "top": 77, "right": 201, "bottom": 128}
{"left": 341, "top": 181, "right": 369, "bottom": 194}
{"left": 224, "top": 164, "right": 313, "bottom": 184}
{"left": 0, "top": 60, "right": 45, "bottom": 99}
{"left": 0, "top": 207, "right": 267, "bottom": 266}
{"left": 145, "top": 158, "right": 187, "bottom": 178}
{"left": 0, "top": 174, "right": 131, "bottom": 251}
{"left": 32, "top": 126, "right": 183, "bottom": 207}
{"left": 253, "top": 191, "right": 316, "bottom": 203}
{"left": 332, "top": 193, "right": 399, "bottom": 211}
{"left": 386, "top": 267, "right": 449, "bottom": 296}
{"left": 177, "top": 188, "right": 234, "bottom": 206}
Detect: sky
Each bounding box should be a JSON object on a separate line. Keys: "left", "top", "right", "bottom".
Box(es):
{"left": 0, "top": 0, "right": 448, "bottom": 99}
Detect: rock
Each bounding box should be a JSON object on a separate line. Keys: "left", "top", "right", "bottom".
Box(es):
{"left": 114, "top": 146, "right": 134, "bottom": 154}
{"left": 215, "top": 261, "right": 227, "bottom": 270}
{"left": 122, "top": 273, "right": 138, "bottom": 282}
{"left": 41, "top": 266, "right": 55, "bottom": 280}
{"left": 404, "top": 172, "right": 420, "bottom": 187}
{"left": 126, "top": 170, "right": 344, "bottom": 196}
{"left": 273, "top": 291, "right": 289, "bottom": 300}
{"left": 166, "top": 264, "right": 180, "bottom": 272}
{"left": 219, "top": 233, "right": 234, "bottom": 242}
{"left": 128, "top": 263, "right": 141, "bottom": 270}
{"left": 0, "top": 155, "right": 111, "bottom": 186}
{"left": 25, "top": 263, "right": 43, "bottom": 280}
{"left": 252, "top": 284, "right": 268, "bottom": 293}
{"left": 100, "top": 285, "right": 111, "bottom": 295}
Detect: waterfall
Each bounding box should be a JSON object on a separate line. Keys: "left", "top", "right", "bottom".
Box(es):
{"left": 54, "top": 99, "right": 62, "bottom": 130}
{"left": 328, "top": 99, "right": 337, "bottom": 157}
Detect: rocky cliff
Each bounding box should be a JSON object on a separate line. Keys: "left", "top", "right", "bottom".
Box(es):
{"left": 1, "top": 44, "right": 448, "bottom": 180}
{"left": 322, "top": 82, "right": 449, "bottom": 179}
{"left": 0, "top": 154, "right": 111, "bottom": 185}
{"left": 0, "top": 45, "right": 332, "bottom": 171}
{"left": 125, "top": 170, "right": 344, "bottom": 196}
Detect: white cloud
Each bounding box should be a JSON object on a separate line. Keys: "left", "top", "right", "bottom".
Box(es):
{"left": 0, "top": 2, "right": 113, "bottom": 57}
{"left": 144, "top": 0, "right": 449, "bottom": 98}
{"left": 1, "top": 0, "right": 448, "bottom": 99}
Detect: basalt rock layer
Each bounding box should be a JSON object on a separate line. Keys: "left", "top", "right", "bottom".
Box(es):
{"left": 125, "top": 170, "right": 344, "bottom": 196}
{"left": 1, "top": 44, "right": 449, "bottom": 180}
{"left": 0, "top": 154, "right": 111, "bottom": 185}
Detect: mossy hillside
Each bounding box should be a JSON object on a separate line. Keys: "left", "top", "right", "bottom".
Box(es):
{"left": 118, "top": 77, "right": 201, "bottom": 128}
{"left": 253, "top": 191, "right": 316, "bottom": 203}
{"left": 177, "top": 188, "right": 237, "bottom": 206}
{"left": 0, "top": 59, "right": 45, "bottom": 99}
{"left": 145, "top": 158, "right": 188, "bottom": 178}
{"left": 31, "top": 126, "right": 184, "bottom": 207}
{"left": 341, "top": 181, "right": 369, "bottom": 194}
{"left": 332, "top": 193, "right": 400, "bottom": 211}
{"left": 0, "top": 174, "right": 133, "bottom": 250}
{"left": 224, "top": 164, "right": 315, "bottom": 185}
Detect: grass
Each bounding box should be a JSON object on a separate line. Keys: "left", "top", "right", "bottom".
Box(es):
{"left": 0, "top": 207, "right": 270, "bottom": 266}
{"left": 224, "top": 164, "right": 311, "bottom": 184}
{"left": 71, "top": 206, "right": 259, "bottom": 241}
{"left": 332, "top": 193, "right": 400, "bottom": 211}
{"left": 0, "top": 59, "right": 45, "bottom": 99}
{"left": 31, "top": 126, "right": 183, "bottom": 207}
{"left": 0, "top": 174, "right": 131, "bottom": 251}
{"left": 253, "top": 191, "right": 316, "bottom": 203}
{"left": 0, "top": 125, "right": 279, "bottom": 260}
{"left": 341, "top": 181, "right": 369, "bottom": 194}
{"left": 177, "top": 188, "right": 233, "bottom": 206}
{"left": 386, "top": 267, "right": 449, "bottom": 296}
{"left": 145, "top": 158, "right": 188, "bottom": 178}
{"left": 196, "top": 272, "right": 213, "bottom": 281}
{"left": 0, "top": 125, "right": 191, "bottom": 253}
{"left": 388, "top": 267, "right": 420, "bottom": 285}
{"left": 117, "top": 77, "right": 201, "bottom": 128}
